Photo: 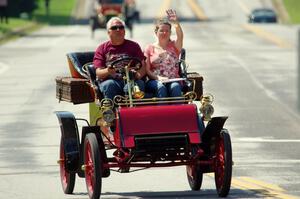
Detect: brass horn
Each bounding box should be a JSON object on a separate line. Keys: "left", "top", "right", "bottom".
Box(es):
{"left": 132, "top": 84, "right": 145, "bottom": 99}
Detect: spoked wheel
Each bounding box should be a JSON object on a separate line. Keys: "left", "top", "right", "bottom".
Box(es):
{"left": 186, "top": 164, "right": 203, "bottom": 190}
{"left": 186, "top": 146, "right": 203, "bottom": 190}
{"left": 59, "top": 138, "right": 76, "bottom": 194}
{"left": 84, "top": 134, "right": 102, "bottom": 199}
{"left": 214, "top": 129, "right": 232, "bottom": 197}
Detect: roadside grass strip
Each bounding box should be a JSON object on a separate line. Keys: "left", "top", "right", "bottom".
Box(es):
{"left": 283, "top": 0, "right": 300, "bottom": 23}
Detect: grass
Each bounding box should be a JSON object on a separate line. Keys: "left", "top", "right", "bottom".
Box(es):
{"left": 0, "top": 18, "right": 35, "bottom": 34}
{"left": 34, "top": 0, "right": 77, "bottom": 25}
{"left": 283, "top": 0, "right": 300, "bottom": 24}
{"left": 0, "top": 0, "right": 76, "bottom": 41}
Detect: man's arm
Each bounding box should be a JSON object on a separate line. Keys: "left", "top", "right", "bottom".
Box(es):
{"left": 94, "top": 43, "right": 117, "bottom": 80}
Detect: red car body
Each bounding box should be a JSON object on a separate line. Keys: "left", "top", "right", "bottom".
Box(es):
{"left": 114, "top": 104, "right": 202, "bottom": 147}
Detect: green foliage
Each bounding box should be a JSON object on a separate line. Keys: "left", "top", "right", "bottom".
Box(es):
{"left": 283, "top": 0, "right": 300, "bottom": 24}
{"left": 34, "top": 0, "right": 77, "bottom": 25}
{"left": 0, "top": 18, "right": 34, "bottom": 34}
{"left": 0, "top": 0, "right": 76, "bottom": 41}
{"left": 7, "top": 0, "right": 38, "bottom": 17}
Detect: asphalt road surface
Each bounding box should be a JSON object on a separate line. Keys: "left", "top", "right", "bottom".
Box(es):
{"left": 0, "top": 0, "right": 299, "bottom": 198}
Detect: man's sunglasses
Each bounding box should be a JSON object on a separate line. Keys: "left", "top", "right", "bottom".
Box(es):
{"left": 110, "top": 25, "right": 125, "bottom": 30}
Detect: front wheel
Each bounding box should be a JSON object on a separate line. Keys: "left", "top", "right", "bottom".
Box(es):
{"left": 59, "top": 138, "right": 76, "bottom": 194}
{"left": 214, "top": 129, "right": 232, "bottom": 197}
{"left": 84, "top": 133, "right": 102, "bottom": 199}
{"left": 186, "top": 146, "right": 203, "bottom": 190}
{"left": 186, "top": 164, "right": 203, "bottom": 190}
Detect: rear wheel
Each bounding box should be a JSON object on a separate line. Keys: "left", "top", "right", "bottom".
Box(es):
{"left": 84, "top": 133, "right": 102, "bottom": 199}
{"left": 214, "top": 129, "right": 232, "bottom": 197}
{"left": 59, "top": 138, "right": 76, "bottom": 194}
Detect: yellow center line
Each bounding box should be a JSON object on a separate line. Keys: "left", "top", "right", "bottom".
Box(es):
{"left": 186, "top": 0, "right": 208, "bottom": 21}
{"left": 206, "top": 174, "right": 299, "bottom": 198}
{"left": 156, "top": 0, "right": 172, "bottom": 20}
{"left": 185, "top": 0, "right": 290, "bottom": 49}
{"left": 233, "top": 0, "right": 290, "bottom": 49}
{"left": 239, "top": 177, "right": 284, "bottom": 192}
{"left": 243, "top": 24, "right": 292, "bottom": 49}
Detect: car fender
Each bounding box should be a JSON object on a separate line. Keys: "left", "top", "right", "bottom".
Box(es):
{"left": 202, "top": 116, "right": 228, "bottom": 142}
{"left": 55, "top": 111, "right": 80, "bottom": 172}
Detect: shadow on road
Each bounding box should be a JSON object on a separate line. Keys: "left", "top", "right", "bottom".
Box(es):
{"left": 70, "top": 189, "right": 265, "bottom": 199}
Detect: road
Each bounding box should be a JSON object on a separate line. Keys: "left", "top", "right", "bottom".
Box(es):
{"left": 0, "top": 0, "right": 299, "bottom": 198}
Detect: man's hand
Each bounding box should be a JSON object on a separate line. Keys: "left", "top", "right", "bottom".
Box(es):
{"left": 135, "top": 60, "right": 146, "bottom": 79}
{"left": 107, "top": 67, "right": 116, "bottom": 75}
{"left": 129, "top": 69, "right": 137, "bottom": 79}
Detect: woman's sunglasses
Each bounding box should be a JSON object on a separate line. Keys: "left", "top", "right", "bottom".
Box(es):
{"left": 110, "top": 25, "right": 125, "bottom": 30}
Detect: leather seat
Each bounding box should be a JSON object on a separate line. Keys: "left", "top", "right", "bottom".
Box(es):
{"left": 66, "top": 52, "right": 95, "bottom": 79}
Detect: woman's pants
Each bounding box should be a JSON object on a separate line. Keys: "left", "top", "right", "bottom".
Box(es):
{"left": 146, "top": 80, "right": 182, "bottom": 98}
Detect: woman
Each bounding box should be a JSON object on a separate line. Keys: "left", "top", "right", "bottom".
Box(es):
{"left": 144, "top": 9, "right": 183, "bottom": 98}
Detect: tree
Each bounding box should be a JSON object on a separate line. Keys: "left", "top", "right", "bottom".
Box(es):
{"left": 7, "top": 0, "right": 38, "bottom": 18}
{"left": 19, "top": 0, "right": 38, "bottom": 19}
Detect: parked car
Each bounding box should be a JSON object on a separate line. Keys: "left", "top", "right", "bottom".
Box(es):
{"left": 248, "top": 8, "right": 277, "bottom": 23}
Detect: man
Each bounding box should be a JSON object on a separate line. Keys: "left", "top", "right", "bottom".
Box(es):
{"left": 93, "top": 17, "right": 146, "bottom": 100}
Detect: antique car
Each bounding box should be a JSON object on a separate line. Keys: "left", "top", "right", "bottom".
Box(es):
{"left": 90, "top": 0, "right": 139, "bottom": 37}
{"left": 55, "top": 49, "right": 233, "bottom": 199}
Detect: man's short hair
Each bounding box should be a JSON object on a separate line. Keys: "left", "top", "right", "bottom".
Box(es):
{"left": 106, "top": 17, "right": 126, "bottom": 30}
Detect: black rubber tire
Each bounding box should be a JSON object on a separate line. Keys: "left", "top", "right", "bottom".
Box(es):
{"left": 59, "top": 138, "right": 76, "bottom": 194}
{"left": 186, "top": 164, "right": 203, "bottom": 190}
{"left": 84, "top": 133, "right": 102, "bottom": 199}
{"left": 186, "top": 146, "right": 203, "bottom": 190}
{"left": 214, "top": 129, "right": 232, "bottom": 197}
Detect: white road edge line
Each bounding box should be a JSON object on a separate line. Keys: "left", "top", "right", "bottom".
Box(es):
{"left": 235, "top": 137, "right": 300, "bottom": 143}
{"left": 0, "top": 62, "right": 9, "bottom": 75}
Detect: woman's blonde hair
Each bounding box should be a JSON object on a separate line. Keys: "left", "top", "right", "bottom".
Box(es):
{"left": 154, "top": 19, "right": 171, "bottom": 33}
